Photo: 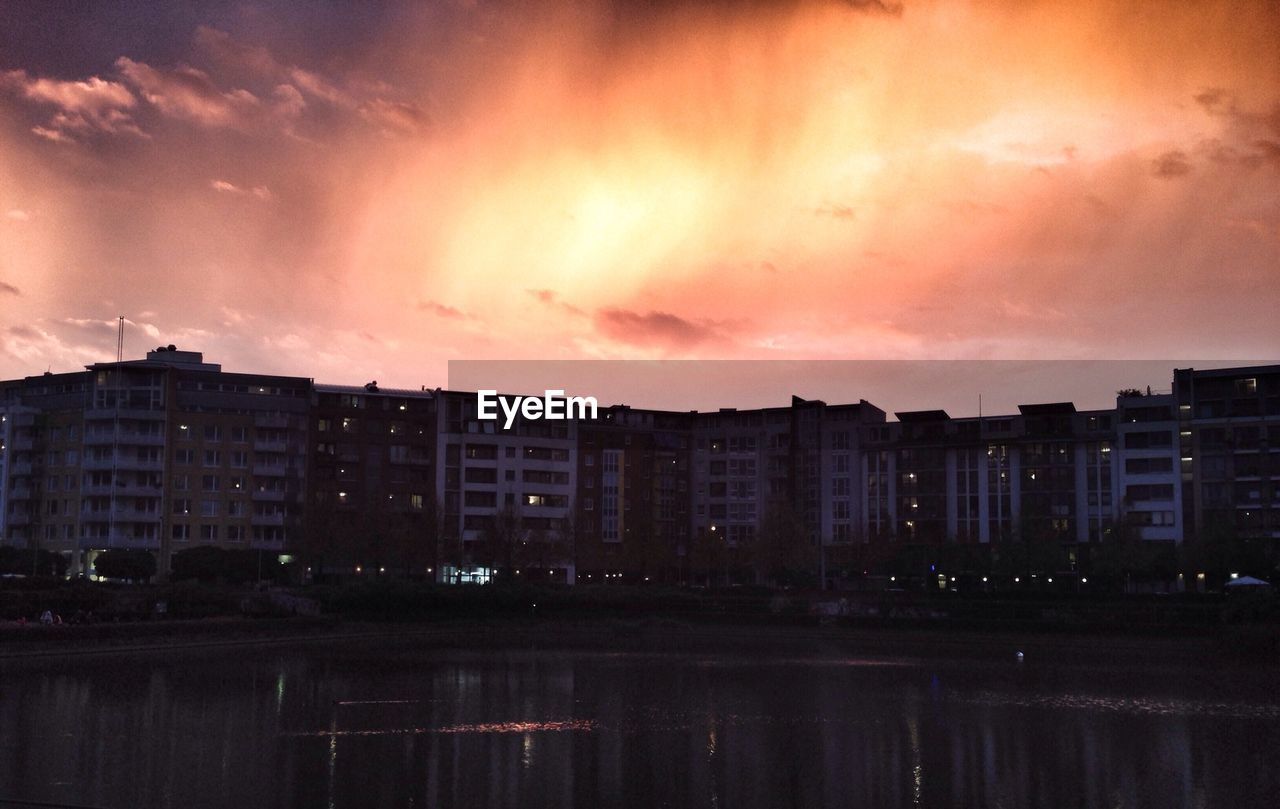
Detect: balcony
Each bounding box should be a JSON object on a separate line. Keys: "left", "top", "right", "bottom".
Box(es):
{"left": 8, "top": 485, "right": 33, "bottom": 500}
{"left": 82, "top": 508, "right": 162, "bottom": 523}
{"left": 84, "top": 408, "right": 165, "bottom": 422}
{"left": 83, "top": 430, "right": 165, "bottom": 446}
{"left": 82, "top": 455, "right": 164, "bottom": 472}
{"left": 88, "top": 534, "right": 161, "bottom": 550}
{"left": 253, "top": 439, "right": 289, "bottom": 452}
{"left": 252, "top": 488, "right": 287, "bottom": 501}
{"left": 251, "top": 513, "right": 286, "bottom": 526}
{"left": 252, "top": 464, "right": 287, "bottom": 477}
{"left": 9, "top": 461, "right": 33, "bottom": 477}
{"left": 253, "top": 414, "right": 291, "bottom": 429}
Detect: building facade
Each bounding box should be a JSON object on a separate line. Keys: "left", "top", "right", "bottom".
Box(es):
{"left": 4, "top": 355, "right": 1278, "bottom": 584}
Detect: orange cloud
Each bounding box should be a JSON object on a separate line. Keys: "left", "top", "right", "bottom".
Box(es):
{"left": 0, "top": 0, "right": 1277, "bottom": 386}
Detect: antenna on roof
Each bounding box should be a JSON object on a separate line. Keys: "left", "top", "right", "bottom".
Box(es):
{"left": 116, "top": 316, "right": 124, "bottom": 364}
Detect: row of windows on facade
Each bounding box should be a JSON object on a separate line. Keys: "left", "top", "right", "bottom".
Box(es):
{"left": 454, "top": 445, "right": 571, "bottom": 462}
{"left": 316, "top": 417, "right": 428, "bottom": 436}
{"left": 314, "top": 443, "right": 430, "bottom": 463}
{"left": 318, "top": 491, "right": 427, "bottom": 509}
{"left": 36, "top": 523, "right": 285, "bottom": 542}
{"left": 455, "top": 468, "right": 571, "bottom": 485}
{"left": 460, "top": 491, "right": 568, "bottom": 509}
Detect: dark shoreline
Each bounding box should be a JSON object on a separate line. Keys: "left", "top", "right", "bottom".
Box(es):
{"left": 3, "top": 615, "right": 1275, "bottom": 668}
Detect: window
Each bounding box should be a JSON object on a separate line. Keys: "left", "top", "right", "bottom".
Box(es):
{"left": 201, "top": 499, "right": 219, "bottom": 517}
{"left": 410, "top": 494, "right": 424, "bottom": 510}
{"left": 464, "top": 467, "right": 497, "bottom": 484}
{"left": 229, "top": 475, "right": 245, "bottom": 491}
{"left": 202, "top": 475, "right": 220, "bottom": 492}
{"left": 173, "top": 474, "right": 190, "bottom": 491}
{"left": 203, "top": 425, "right": 221, "bottom": 441}
{"left": 525, "top": 493, "right": 567, "bottom": 508}
{"left": 230, "top": 451, "right": 248, "bottom": 468}
{"left": 1237, "top": 378, "right": 1257, "bottom": 396}
{"left": 172, "top": 523, "right": 190, "bottom": 541}
{"left": 464, "top": 491, "right": 497, "bottom": 508}
{"left": 203, "top": 449, "right": 221, "bottom": 467}
{"left": 227, "top": 500, "right": 245, "bottom": 518}
{"left": 200, "top": 524, "right": 219, "bottom": 541}
{"left": 227, "top": 526, "right": 244, "bottom": 541}
{"left": 175, "top": 448, "right": 194, "bottom": 465}
{"left": 172, "top": 498, "right": 191, "bottom": 516}
{"left": 231, "top": 426, "right": 247, "bottom": 442}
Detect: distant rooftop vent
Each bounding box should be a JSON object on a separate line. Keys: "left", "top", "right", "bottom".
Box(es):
{"left": 365, "top": 380, "right": 380, "bottom": 392}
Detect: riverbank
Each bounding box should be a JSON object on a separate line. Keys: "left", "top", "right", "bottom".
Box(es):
{"left": 3, "top": 613, "right": 1276, "bottom": 668}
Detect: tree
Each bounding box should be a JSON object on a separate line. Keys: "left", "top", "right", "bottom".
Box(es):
{"left": 481, "top": 504, "right": 525, "bottom": 584}
{"left": 0, "top": 547, "right": 66, "bottom": 577}
{"left": 753, "top": 497, "right": 813, "bottom": 587}
{"left": 171, "top": 545, "right": 228, "bottom": 583}
{"left": 94, "top": 549, "right": 157, "bottom": 583}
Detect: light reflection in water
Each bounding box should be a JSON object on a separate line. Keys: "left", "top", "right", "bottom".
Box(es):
{"left": 1, "top": 647, "right": 1278, "bottom": 809}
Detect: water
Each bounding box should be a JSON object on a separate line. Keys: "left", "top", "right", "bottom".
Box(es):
{"left": 2, "top": 637, "right": 1278, "bottom": 808}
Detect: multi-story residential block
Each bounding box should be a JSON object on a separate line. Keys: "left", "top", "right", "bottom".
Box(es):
{"left": 4, "top": 356, "right": 1278, "bottom": 585}
{"left": 575, "top": 405, "right": 693, "bottom": 583}
{"left": 433, "top": 390, "right": 578, "bottom": 585}
{"left": 1175, "top": 365, "right": 1280, "bottom": 541}
{"left": 1116, "top": 393, "right": 1182, "bottom": 542}
{"left": 305, "top": 382, "right": 437, "bottom": 579}
{"left": 1, "top": 348, "right": 310, "bottom": 578}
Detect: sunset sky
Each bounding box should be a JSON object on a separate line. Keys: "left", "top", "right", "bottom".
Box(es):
{"left": 1, "top": 0, "right": 1277, "bottom": 404}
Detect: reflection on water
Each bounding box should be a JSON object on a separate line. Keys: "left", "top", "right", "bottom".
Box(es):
{"left": 2, "top": 642, "right": 1279, "bottom": 809}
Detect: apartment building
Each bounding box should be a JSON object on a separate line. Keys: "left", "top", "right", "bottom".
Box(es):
{"left": 1116, "top": 393, "right": 1182, "bottom": 542}
{"left": 0, "top": 372, "right": 88, "bottom": 568}
{"left": 305, "top": 382, "right": 437, "bottom": 578}
{"left": 1, "top": 348, "right": 310, "bottom": 577}
{"left": 434, "top": 390, "right": 579, "bottom": 584}
{"left": 1175, "top": 365, "right": 1280, "bottom": 541}
{"left": 4, "top": 356, "right": 1278, "bottom": 583}
{"left": 574, "top": 405, "right": 693, "bottom": 583}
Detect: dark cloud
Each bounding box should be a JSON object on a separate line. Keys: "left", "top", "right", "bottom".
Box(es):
{"left": 417, "top": 300, "right": 468, "bottom": 320}
{"left": 1193, "top": 87, "right": 1232, "bottom": 115}
{"left": 844, "top": 0, "right": 904, "bottom": 15}
{"left": 1253, "top": 139, "right": 1280, "bottom": 168}
{"left": 1152, "top": 150, "right": 1191, "bottom": 178}
{"left": 593, "top": 307, "right": 720, "bottom": 350}
{"left": 8, "top": 324, "right": 38, "bottom": 338}
{"left": 527, "top": 288, "right": 585, "bottom": 316}
{"left": 1, "top": 281, "right": 21, "bottom": 295}
{"left": 58, "top": 317, "right": 118, "bottom": 338}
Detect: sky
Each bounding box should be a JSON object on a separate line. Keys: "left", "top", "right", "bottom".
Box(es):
{"left": 1, "top": 0, "right": 1277, "bottom": 404}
